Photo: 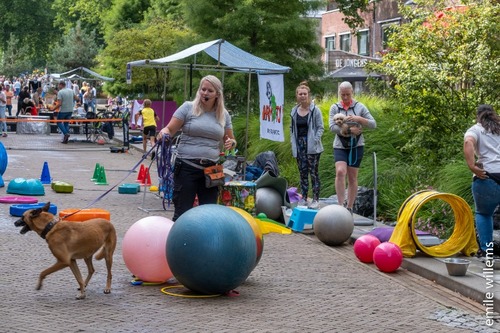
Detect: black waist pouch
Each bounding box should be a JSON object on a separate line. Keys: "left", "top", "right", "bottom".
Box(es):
{"left": 487, "top": 172, "right": 500, "bottom": 186}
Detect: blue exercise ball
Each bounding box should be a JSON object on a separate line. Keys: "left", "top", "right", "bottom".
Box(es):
{"left": 0, "top": 141, "right": 7, "bottom": 175}
{"left": 166, "top": 204, "right": 257, "bottom": 294}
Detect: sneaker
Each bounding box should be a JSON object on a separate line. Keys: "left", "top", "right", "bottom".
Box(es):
{"left": 308, "top": 200, "right": 320, "bottom": 210}
{"left": 297, "top": 199, "right": 307, "bottom": 207}
{"left": 62, "top": 134, "right": 70, "bottom": 144}
{"left": 1, "top": 133, "right": 7, "bottom": 137}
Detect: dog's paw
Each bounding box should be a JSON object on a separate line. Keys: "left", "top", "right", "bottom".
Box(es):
{"left": 104, "top": 289, "right": 111, "bottom": 294}
{"left": 76, "top": 293, "right": 87, "bottom": 300}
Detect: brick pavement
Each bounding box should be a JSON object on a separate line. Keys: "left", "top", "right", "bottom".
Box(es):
{"left": 0, "top": 133, "right": 498, "bottom": 332}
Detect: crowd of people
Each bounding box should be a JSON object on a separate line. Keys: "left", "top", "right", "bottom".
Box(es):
{"left": 0, "top": 74, "right": 125, "bottom": 142}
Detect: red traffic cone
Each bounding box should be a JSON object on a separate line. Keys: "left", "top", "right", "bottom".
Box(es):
{"left": 136, "top": 164, "right": 145, "bottom": 183}
{"left": 141, "top": 167, "right": 152, "bottom": 186}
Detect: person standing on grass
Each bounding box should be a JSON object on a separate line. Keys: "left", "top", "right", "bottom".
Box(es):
{"left": 135, "top": 99, "right": 160, "bottom": 159}
{"left": 329, "top": 81, "right": 376, "bottom": 214}
{"left": 290, "top": 81, "right": 324, "bottom": 209}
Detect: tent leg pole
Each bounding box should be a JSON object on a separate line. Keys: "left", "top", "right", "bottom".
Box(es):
{"left": 162, "top": 68, "right": 167, "bottom": 128}
{"left": 189, "top": 64, "right": 193, "bottom": 99}
{"left": 244, "top": 72, "right": 251, "bottom": 178}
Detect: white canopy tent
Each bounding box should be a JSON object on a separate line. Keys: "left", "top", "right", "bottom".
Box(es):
{"left": 127, "top": 39, "right": 291, "bottom": 155}
{"left": 51, "top": 67, "right": 115, "bottom": 82}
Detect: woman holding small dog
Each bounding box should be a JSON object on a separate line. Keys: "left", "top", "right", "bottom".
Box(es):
{"left": 290, "top": 81, "right": 324, "bottom": 209}
{"left": 329, "top": 81, "right": 376, "bottom": 214}
{"left": 464, "top": 104, "right": 500, "bottom": 258}
{"left": 157, "top": 75, "right": 236, "bottom": 221}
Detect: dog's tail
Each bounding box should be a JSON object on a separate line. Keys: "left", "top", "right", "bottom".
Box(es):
{"left": 95, "top": 224, "right": 117, "bottom": 261}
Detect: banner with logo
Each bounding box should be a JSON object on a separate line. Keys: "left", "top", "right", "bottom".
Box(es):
{"left": 258, "top": 74, "right": 285, "bottom": 142}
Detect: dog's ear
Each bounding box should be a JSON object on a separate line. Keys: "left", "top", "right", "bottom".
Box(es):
{"left": 30, "top": 207, "right": 43, "bottom": 218}
{"left": 42, "top": 202, "right": 51, "bottom": 212}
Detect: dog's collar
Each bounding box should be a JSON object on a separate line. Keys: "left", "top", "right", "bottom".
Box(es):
{"left": 41, "top": 217, "right": 59, "bottom": 240}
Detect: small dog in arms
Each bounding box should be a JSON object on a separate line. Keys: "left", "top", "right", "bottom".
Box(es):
{"left": 333, "top": 113, "right": 350, "bottom": 136}
{"left": 14, "top": 202, "right": 117, "bottom": 299}
{"left": 333, "top": 113, "right": 361, "bottom": 137}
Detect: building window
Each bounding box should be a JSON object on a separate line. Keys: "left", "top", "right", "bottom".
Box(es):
{"left": 339, "top": 33, "right": 351, "bottom": 52}
{"left": 357, "top": 30, "right": 369, "bottom": 56}
{"left": 325, "top": 36, "right": 335, "bottom": 51}
{"left": 381, "top": 23, "right": 398, "bottom": 50}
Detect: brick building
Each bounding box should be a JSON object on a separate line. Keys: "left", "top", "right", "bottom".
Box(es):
{"left": 321, "top": 0, "right": 404, "bottom": 90}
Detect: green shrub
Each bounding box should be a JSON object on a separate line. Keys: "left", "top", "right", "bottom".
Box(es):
{"left": 231, "top": 93, "right": 472, "bottom": 223}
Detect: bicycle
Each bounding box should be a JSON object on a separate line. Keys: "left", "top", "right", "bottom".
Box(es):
{"left": 96, "top": 105, "right": 123, "bottom": 128}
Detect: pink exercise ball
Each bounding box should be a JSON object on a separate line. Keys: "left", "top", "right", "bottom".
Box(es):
{"left": 353, "top": 234, "right": 381, "bottom": 263}
{"left": 372, "top": 242, "right": 403, "bottom": 273}
{"left": 122, "top": 216, "right": 174, "bottom": 283}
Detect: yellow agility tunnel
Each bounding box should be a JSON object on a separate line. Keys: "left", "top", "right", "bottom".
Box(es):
{"left": 389, "top": 190, "right": 478, "bottom": 258}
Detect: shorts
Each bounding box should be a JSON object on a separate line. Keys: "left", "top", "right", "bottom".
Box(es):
{"left": 334, "top": 146, "right": 364, "bottom": 168}
{"left": 143, "top": 125, "right": 157, "bottom": 138}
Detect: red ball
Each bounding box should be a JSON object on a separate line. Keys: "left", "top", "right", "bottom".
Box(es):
{"left": 353, "top": 234, "right": 381, "bottom": 263}
{"left": 372, "top": 242, "right": 403, "bottom": 273}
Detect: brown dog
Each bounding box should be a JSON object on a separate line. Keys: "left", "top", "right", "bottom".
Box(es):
{"left": 14, "top": 202, "right": 117, "bottom": 299}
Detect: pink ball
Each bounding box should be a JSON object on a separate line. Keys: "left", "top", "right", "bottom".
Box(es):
{"left": 353, "top": 234, "right": 381, "bottom": 263}
{"left": 373, "top": 242, "right": 403, "bottom": 273}
{"left": 122, "top": 216, "right": 174, "bottom": 282}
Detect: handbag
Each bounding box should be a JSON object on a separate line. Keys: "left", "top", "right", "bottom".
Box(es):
{"left": 181, "top": 159, "right": 225, "bottom": 188}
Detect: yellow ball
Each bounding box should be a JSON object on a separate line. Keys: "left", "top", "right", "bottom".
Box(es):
{"left": 149, "top": 185, "right": 158, "bottom": 192}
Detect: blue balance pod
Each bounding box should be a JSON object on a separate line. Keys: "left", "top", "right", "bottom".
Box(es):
{"left": 7, "top": 178, "right": 45, "bottom": 196}
{"left": 10, "top": 202, "right": 58, "bottom": 217}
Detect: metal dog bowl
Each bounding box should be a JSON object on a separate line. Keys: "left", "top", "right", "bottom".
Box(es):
{"left": 443, "top": 258, "right": 470, "bottom": 276}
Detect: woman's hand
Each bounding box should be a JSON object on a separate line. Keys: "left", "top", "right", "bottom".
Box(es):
{"left": 157, "top": 128, "right": 170, "bottom": 141}
{"left": 224, "top": 136, "right": 236, "bottom": 150}
{"left": 472, "top": 163, "right": 488, "bottom": 179}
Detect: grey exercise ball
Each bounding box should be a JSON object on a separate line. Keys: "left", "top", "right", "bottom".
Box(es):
{"left": 313, "top": 205, "right": 354, "bottom": 246}
{"left": 255, "top": 187, "right": 283, "bottom": 220}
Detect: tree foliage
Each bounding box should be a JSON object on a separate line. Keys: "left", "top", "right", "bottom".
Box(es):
{"left": 0, "top": 0, "right": 59, "bottom": 68}
{"left": 49, "top": 21, "right": 100, "bottom": 72}
{"left": 368, "top": 0, "right": 499, "bottom": 166}
{"left": 102, "top": 0, "right": 152, "bottom": 41}
{"left": 99, "top": 18, "right": 189, "bottom": 99}
{"left": 51, "top": 0, "right": 113, "bottom": 45}
{"left": 334, "top": 0, "right": 376, "bottom": 29}
{"left": 0, "top": 34, "right": 33, "bottom": 77}
{"left": 180, "top": 0, "right": 325, "bottom": 87}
